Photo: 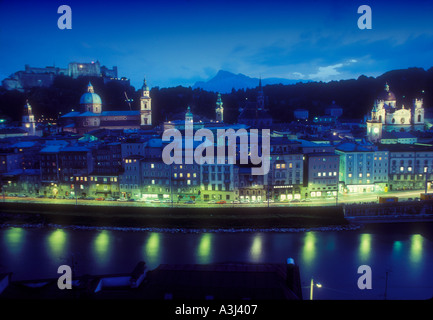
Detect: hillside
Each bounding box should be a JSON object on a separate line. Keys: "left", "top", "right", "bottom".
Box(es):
{"left": 1, "top": 67, "right": 432, "bottom": 125}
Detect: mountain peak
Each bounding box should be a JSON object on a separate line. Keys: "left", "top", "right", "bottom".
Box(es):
{"left": 193, "top": 70, "right": 305, "bottom": 93}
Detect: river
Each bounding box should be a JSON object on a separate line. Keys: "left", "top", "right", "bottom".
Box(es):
{"left": 1, "top": 222, "right": 432, "bottom": 300}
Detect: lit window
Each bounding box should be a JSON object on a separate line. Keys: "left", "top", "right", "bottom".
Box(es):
{"left": 366, "top": 173, "right": 370, "bottom": 177}
{"left": 400, "top": 167, "right": 404, "bottom": 172}
{"left": 174, "top": 173, "right": 177, "bottom": 178}
{"left": 152, "top": 180, "right": 155, "bottom": 184}
{"left": 348, "top": 173, "right": 352, "bottom": 178}
{"left": 276, "top": 164, "right": 281, "bottom": 169}
{"left": 180, "top": 173, "right": 183, "bottom": 178}
{"left": 187, "top": 180, "right": 191, "bottom": 185}
{"left": 408, "top": 167, "right": 412, "bottom": 172}
{"left": 323, "top": 172, "right": 326, "bottom": 177}
{"left": 193, "top": 173, "right": 197, "bottom": 178}
{"left": 151, "top": 163, "right": 155, "bottom": 169}
{"left": 359, "top": 173, "right": 362, "bottom": 178}
{"left": 333, "top": 172, "right": 337, "bottom": 176}
{"left": 282, "top": 163, "right": 286, "bottom": 169}
{"left": 318, "top": 172, "right": 321, "bottom": 177}
{"left": 187, "top": 173, "right": 191, "bottom": 178}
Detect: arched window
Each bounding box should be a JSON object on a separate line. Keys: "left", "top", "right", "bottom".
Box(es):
{"left": 401, "top": 118, "right": 405, "bottom": 124}
{"left": 392, "top": 118, "right": 395, "bottom": 124}
{"left": 418, "top": 114, "right": 422, "bottom": 122}
{"left": 379, "top": 115, "right": 382, "bottom": 123}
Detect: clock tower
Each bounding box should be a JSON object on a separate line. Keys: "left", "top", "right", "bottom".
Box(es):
{"left": 367, "top": 103, "right": 382, "bottom": 143}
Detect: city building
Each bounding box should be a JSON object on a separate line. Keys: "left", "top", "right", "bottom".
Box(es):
{"left": 379, "top": 144, "right": 433, "bottom": 191}
{"left": 336, "top": 142, "right": 389, "bottom": 194}
{"left": 303, "top": 152, "right": 339, "bottom": 198}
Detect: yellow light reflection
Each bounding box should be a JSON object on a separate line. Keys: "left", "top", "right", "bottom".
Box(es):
{"left": 93, "top": 230, "right": 111, "bottom": 263}
{"left": 145, "top": 233, "right": 161, "bottom": 265}
{"left": 410, "top": 234, "right": 423, "bottom": 264}
{"left": 302, "top": 232, "right": 316, "bottom": 266}
{"left": 250, "top": 234, "right": 263, "bottom": 262}
{"left": 4, "top": 227, "right": 25, "bottom": 256}
{"left": 47, "top": 229, "right": 67, "bottom": 258}
{"left": 359, "top": 234, "right": 371, "bottom": 262}
{"left": 197, "top": 233, "right": 213, "bottom": 264}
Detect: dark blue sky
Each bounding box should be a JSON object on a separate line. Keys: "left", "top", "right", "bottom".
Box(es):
{"left": 1, "top": 0, "right": 433, "bottom": 89}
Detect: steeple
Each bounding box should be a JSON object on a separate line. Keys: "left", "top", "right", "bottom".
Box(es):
{"left": 142, "top": 77, "right": 149, "bottom": 93}
{"left": 22, "top": 100, "right": 36, "bottom": 136}
{"left": 257, "top": 77, "right": 265, "bottom": 110}
{"left": 87, "top": 82, "right": 94, "bottom": 93}
{"left": 216, "top": 92, "right": 223, "bottom": 122}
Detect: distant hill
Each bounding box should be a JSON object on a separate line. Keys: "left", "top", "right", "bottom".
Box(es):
{"left": 193, "top": 70, "right": 307, "bottom": 93}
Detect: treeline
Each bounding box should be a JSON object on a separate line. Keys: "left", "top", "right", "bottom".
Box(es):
{"left": 1, "top": 67, "right": 432, "bottom": 125}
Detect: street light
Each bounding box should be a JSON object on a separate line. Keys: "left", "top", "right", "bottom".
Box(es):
{"left": 310, "top": 278, "right": 322, "bottom": 300}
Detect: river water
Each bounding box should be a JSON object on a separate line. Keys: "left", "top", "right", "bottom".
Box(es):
{"left": 1, "top": 222, "right": 432, "bottom": 300}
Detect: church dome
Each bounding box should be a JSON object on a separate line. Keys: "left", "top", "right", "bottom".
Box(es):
{"left": 80, "top": 82, "right": 102, "bottom": 105}
{"left": 378, "top": 83, "right": 396, "bottom": 101}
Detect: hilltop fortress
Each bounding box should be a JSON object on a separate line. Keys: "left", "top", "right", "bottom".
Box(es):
{"left": 2, "top": 61, "right": 120, "bottom": 91}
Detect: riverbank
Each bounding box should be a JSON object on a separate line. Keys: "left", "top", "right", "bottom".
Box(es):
{"left": 0, "top": 201, "right": 350, "bottom": 231}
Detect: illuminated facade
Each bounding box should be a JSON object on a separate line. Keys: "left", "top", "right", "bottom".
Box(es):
{"left": 336, "top": 142, "right": 389, "bottom": 194}
{"left": 367, "top": 83, "right": 425, "bottom": 142}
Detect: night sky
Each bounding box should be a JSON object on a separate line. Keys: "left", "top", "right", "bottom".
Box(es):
{"left": 1, "top": 0, "right": 433, "bottom": 89}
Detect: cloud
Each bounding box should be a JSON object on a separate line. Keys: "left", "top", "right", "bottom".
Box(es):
{"left": 308, "top": 63, "right": 344, "bottom": 81}
{"left": 307, "top": 59, "right": 359, "bottom": 81}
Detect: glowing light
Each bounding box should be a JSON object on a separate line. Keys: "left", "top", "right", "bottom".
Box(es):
{"left": 4, "top": 227, "right": 25, "bottom": 256}
{"left": 145, "top": 233, "right": 161, "bottom": 266}
{"left": 197, "top": 233, "right": 213, "bottom": 264}
{"left": 359, "top": 234, "right": 371, "bottom": 261}
{"left": 47, "top": 229, "right": 67, "bottom": 257}
{"left": 93, "top": 230, "right": 111, "bottom": 263}
{"left": 250, "top": 234, "right": 263, "bottom": 262}
{"left": 302, "top": 232, "right": 317, "bottom": 266}
{"left": 410, "top": 234, "right": 423, "bottom": 264}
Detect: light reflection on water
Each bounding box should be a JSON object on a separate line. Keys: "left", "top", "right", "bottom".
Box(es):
{"left": 0, "top": 226, "right": 432, "bottom": 299}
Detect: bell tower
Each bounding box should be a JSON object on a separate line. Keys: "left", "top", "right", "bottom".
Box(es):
{"left": 140, "top": 77, "right": 152, "bottom": 127}
{"left": 367, "top": 103, "right": 382, "bottom": 143}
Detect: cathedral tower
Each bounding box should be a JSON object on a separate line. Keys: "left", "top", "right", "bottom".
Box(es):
{"left": 140, "top": 77, "right": 152, "bottom": 127}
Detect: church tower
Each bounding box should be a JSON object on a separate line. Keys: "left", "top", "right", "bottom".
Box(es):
{"left": 366, "top": 103, "right": 382, "bottom": 143}
{"left": 412, "top": 98, "right": 424, "bottom": 130}
{"left": 257, "top": 78, "right": 265, "bottom": 111}
{"left": 215, "top": 92, "right": 223, "bottom": 122}
{"left": 22, "top": 100, "right": 36, "bottom": 136}
{"left": 140, "top": 77, "right": 152, "bottom": 127}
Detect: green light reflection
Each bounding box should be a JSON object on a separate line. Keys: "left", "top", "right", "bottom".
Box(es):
{"left": 197, "top": 233, "right": 213, "bottom": 264}
{"left": 359, "top": 234, "right": 371, "bottom": 262}
{"left": 250, "top": 234, "right": 263, "bottom": 262}
{"left": 410, "top": 234, "right": 423, "bottom": 264}
{"left": 145, "top": 232, "right": 161, "bottom": 266}
{"left": 47, "top": 229, "right": 67, "bottom": 258}
{"left": 302, "top": 232, "right": 317, "bottom": 266}
{"left": 93, "top": 230, "right": 111, "bottom": 264}
{"left": 4, "top": 227, "right": 25, "bottom": 256}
